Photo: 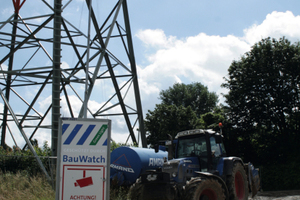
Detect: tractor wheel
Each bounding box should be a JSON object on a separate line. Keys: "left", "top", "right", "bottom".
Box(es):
{"left": 184, "top": 178, "right": 225, "bottom": 200}
{"left": 128, "top": 178, "right": 143, "bottom": 200}
{"left": 227, "top": 162, "right": 249, "bottom": 200}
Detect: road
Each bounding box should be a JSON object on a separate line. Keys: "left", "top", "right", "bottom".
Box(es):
{"left": 250, "top": 191, "right": 300, "bottom": 200}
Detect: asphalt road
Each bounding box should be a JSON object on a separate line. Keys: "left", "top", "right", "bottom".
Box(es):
{"left": 249, "top": 191, "right": 300, "bottom": 200}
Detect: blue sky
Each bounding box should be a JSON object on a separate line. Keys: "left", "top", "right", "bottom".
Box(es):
{"left": 1, "top": 0, "right": 300, "bottom": 145}
{"left": 129, "top": 0, "right": 300, "bottom": 37}
{"left": 128, "top": 0, "right": 300, "bottom": 66}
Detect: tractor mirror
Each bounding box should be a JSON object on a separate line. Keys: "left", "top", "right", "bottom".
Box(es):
{"left": 154, "top": 144, "right": 159, "bottom": 153}
{"left": 215, "top": 134, "right": 223, "bottom": 144}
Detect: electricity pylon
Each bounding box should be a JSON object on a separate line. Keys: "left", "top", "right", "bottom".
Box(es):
{"left": 0, "top": 0, "right": 147, "bottom": 160}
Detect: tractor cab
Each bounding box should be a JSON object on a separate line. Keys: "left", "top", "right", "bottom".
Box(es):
{"left": 175, "top": 129, "right": 226, "bottom": 173}
{"left": 162, "top": 129, "right": 227, "bottom": 184}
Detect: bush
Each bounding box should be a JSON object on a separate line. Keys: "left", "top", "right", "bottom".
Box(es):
{"left": 0, "top": 141, "right": 53, "bottom": 176}
{"left": 260, "top": 159, "right": 300, "bottom": 191}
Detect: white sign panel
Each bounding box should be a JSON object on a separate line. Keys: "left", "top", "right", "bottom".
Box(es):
{"left": 56, "top": 118, "right": 111, "bottom": 200}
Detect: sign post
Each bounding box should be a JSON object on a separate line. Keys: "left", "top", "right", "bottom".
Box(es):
{"left": 56, "top": 118, "right": 111, "bottom": 200}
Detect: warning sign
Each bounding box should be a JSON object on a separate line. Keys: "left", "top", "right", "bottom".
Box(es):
{"left": 62, "top": 165, "right": 104, "bottom": 199}
{"left": 56, "top": 118, "right": 111, "bottom": 200}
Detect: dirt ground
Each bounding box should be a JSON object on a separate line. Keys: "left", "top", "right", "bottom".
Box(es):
{"left": 249, "top": 190, "right": 300, "bottom": 200}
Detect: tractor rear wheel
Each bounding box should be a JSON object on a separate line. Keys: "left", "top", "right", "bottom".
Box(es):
{"left": 227, "top": 162, "right": 249, "bottom": 200}
{"left": 128, "top": 178, "right": 142, "bottom": 200}
{"left": 128, "top": 178, "right": 175, "bottom": 200}
{"left": 184, "top": 178, "right": 225, "bottom": 200}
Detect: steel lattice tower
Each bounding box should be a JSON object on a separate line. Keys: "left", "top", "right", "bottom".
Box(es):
{"left": 0, "top": 0, "right": 147, "bottom": 157}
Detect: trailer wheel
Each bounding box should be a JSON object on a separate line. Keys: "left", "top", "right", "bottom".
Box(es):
{"left": 128, "top": 178, "right": 143, "bottom": 200}
{"left": 227, "top": 162, "right": 249, "bottom": 200}
{"left": 184, "top": 178, "right": 225, "bottom": 200}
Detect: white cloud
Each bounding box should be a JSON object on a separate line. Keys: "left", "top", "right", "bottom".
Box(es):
{"left": 136, "top": 30, "right": 250, "bottom": 108}
{"left": 1, "top": 7, "right": 13, "bottom": 17}
{"left": 136, "top": 29, "right": 177, "bottom": 49}
{"left": 136, "top": 11, "right": 300, "bottom": 111}
{"left": 243, "top": 11, "right": 300, "bottom": 44}
{"left": 61, "top": 61, "right": 70, "bottom": 69}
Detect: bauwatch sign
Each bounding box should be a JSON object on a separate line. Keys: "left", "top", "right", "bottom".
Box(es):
{"left": 56, "top": 118, "right": 111, "bottom": 200}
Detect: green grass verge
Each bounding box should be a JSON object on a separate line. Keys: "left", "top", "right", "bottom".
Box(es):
{"left": 0, "top": 171, "right": 129, "bottom": 200}
{"left": 0, "top": 171, "right": 55, "bottom": 200}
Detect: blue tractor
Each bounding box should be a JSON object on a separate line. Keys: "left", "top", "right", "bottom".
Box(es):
{"left": 129, "top": 128, "right": 260, "bottom": 200}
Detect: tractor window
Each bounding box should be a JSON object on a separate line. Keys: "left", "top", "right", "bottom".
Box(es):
{"left": 210, "top": 137, "right": 221, "bottom": 157}
{"left": 177, "top": 136, "right": 207, "bottom": 158}
{"left": 210, "top": 137, "right": 226, "bottom": 157}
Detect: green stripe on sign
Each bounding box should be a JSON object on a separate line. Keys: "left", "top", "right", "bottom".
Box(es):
{"left": 90, "top": 124, "right": 108, "bottom": 145}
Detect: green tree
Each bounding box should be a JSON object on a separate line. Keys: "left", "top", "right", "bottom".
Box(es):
{"left": 199, "top": 111, "right": 225, "bottom": 130}
{"left": 145, "top": 82, "right": 221, "bottom": 145}
{"left": 159, "top": 82, "right": 218, "bottom": 117}
{"left": 222, "top": 37, "right": 300, "bottom": 133}
{"left": 145, "top": 104, "right": 199, "bottom": 145}
{"left": 222, "top": 37, "right": 300, "bottom": 163}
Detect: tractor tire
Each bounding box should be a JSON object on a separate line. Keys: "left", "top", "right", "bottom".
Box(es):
{"left": 128, "top": 178, "right": 175, "bottom": 200}
{"left": 128, "top": 178, "right": 143, "bottom": 200}
{"left": 226, "top": 162, "right": 249, "bottom": 200}
{"left": 184, "top": 177, "right": 225, "bottom": 200}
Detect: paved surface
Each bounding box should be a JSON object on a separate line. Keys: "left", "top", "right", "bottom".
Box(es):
{"left": 249, "top": 191, "right": 300, "bottom": 200}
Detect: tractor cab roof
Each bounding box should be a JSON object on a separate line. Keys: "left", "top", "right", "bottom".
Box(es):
{"left": 175, "top": 129, "right": 217, "bottom": 139}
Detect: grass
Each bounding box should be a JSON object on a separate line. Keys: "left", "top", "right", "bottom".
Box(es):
{"left": 0, "top": 171, "right": 129, "bottom": 200}
{"left": 110, "top": 186, "right": 130, "bottom": 200}
{"left": 0, "top": 171, "right": 55, "bottom": 200}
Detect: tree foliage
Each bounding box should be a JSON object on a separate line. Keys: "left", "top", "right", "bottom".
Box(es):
{"left": 222, "top": 37, "right": 300, "bottom": 134}
{"left": 199, "top": 106, "right": 226, "bottom": 129}
{"left": 145, "top": 104, "right": 199, "bottom": 145}
{"left": 222, "top": 37, "right": 300, "bottom": 164}
{"left": 159, "top": 82, "right": 218, "bottom": 117}
{"left": 145, "top": 82, "right": 220, "bottom": 145}
{"left": 221, "top": 37, "right": 300, "bottom": 190}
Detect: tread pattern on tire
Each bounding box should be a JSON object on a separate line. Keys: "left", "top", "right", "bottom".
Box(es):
{"left": 226, "top": 162, "right": 249, "bottom": 200}
{"left": 128, "top": 178, "right": 142, "bottom": 200}
{"left": 184, "top": 177, "right": 226, "bottom": 200}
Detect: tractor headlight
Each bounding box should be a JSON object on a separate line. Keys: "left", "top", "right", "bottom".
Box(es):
{"left": 172, "top": 172, "right": 177, "bottom": 178}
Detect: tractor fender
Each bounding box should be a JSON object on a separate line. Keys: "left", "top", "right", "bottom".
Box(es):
{"left": 194, "top": 171, "right": 229, "bottom": 200}
{"left": 245, "top": 162, "right": 260, "bottom": 197}
{"left": 221, "top": 157, "right": 244, "bottom": 176}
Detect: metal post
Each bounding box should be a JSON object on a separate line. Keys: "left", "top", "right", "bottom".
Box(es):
{"left": 84, "top": 0, "right": 92, "bottom": 119}
{"left": 122, "top": 0, "right": 147, "bottom": 147}
{"left": 1, "top": 9, "right": 18, "bottom": 148}
{"left": 52, "top": 0, "right": 62, "bottom": 158}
